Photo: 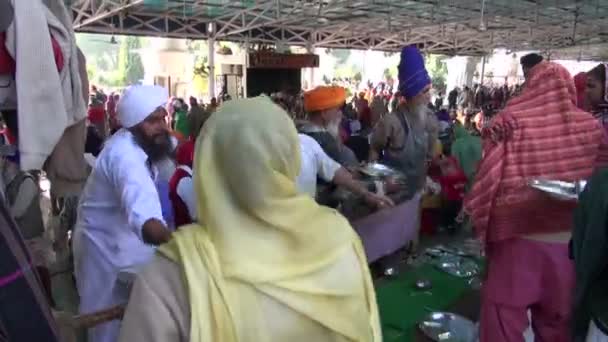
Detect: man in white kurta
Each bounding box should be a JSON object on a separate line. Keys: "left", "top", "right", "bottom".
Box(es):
{"left": 73, "top": 85, "right": 173, "bottom": 342}
{"left": 296, "top": 133, "right": 394, "bottom": 208}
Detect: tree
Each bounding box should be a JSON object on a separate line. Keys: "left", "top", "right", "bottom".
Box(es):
{"left": 330, "top": 49, "right": 351, "bottom": 65}
{"left": 107, "top": 36, "right": 144, "bottom": 86}
{"left": 86, "top": 62, "right": 97, "bottom": 84}
{"left": 425, "top": 54, "right": 448, "bottom": 91}
{"left": 124, "top": 36, "right": 144, "bottom": 85}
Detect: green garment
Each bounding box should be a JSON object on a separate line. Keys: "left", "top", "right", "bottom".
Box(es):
{"left": 450, "top": 125, "right": 482, "bottom": 186}
{"left": 174, "top": 110, "right": 189, "bottom": 138}
{"left": 572, "top": 168, "right": 608, "bottom": 341}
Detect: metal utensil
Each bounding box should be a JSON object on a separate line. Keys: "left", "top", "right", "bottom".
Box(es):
{"left": 383, "top": 267, "right": 397, "bottom": 277}
{"left": 359, "top": 162, "right": 402, "bottom": 179}
{"left": 467, "top": 277, "right": 482, "bottom": 290}
{"left": 435, "top": 256, "right": 480, "bottom": 278}
{"left": 418, "top": 312, "right": 476, "bottom": 342}
{"left": 529, "top": 179, "right": 586, "bottom": 201}
{"left": 415, "top": 279, "right": 433, "bottom": 290}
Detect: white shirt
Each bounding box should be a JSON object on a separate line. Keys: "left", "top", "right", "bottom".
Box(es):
{"left": 296, "top": 134, "right": 341, "bottom": 198}
{"left": 175, "top": 165, "right": 197, "bottom": 220}
{"left": 76, "top": 129, "right": 165, "bottom": 270}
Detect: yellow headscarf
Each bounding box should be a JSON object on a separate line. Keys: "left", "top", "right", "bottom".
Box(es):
{"left": 159, "top": 96, "right": 381, "bottom": 341}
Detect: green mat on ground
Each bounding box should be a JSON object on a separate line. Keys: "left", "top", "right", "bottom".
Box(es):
{"left": 376, "top": 263, "right": 473, "bottom": 342}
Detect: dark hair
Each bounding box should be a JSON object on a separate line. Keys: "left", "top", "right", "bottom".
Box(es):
{"left": 520, "top": 53, "right": 544, "bottom": 69}
{"left": 588, "top": 64, "right": 606, "bottom": 85}
{"left": 1, "top": 110, "right": 18, "bottom": 139}
{"left": 308, "top": 110, "right": 323, "bottom": 117}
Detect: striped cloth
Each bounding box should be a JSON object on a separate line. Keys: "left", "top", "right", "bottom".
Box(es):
{"left": 465, "top": 61, "right": 608, "bottom": 244}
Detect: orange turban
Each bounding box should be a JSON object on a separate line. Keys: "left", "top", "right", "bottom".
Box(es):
{"left": 304, "top": 86, "right": 346, "bottom": 112}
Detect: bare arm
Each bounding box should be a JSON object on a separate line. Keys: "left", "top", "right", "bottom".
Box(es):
{"left": 369, "top": 117, "right": 389, "bottom": 162}
{"left": 368, "top": 149, "right": 380, "bottom": 163}
{"left": 332, "top": 167, "right": 394, "bottom": 208}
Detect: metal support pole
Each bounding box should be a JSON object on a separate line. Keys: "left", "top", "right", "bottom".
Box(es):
{"left": 242, "top": 38, "right": 249, "bottom": 98}
{"left": 307, "top": 35, "right": 315, "bottom": 88}
{"left": 480, "top": 55, "right": 486, "bottom": 85}
{"left": 208, "top": 22, "right": 216, "bottom": 99}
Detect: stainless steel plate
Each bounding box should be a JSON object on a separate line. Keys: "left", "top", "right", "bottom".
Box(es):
{"left": 359, "top": 162, "right": 400, "bottom": 178}
{"left": 426, "top": 247, "right": 448, "bottom": 258}
{"left": 418, "top": 312, "right": 477, "bottom": 341}
{"left": 435, "top": 256, "right": 480, "bottom": 278}
{"left": 529, "top": 179, "right": 587, "bottom": 201}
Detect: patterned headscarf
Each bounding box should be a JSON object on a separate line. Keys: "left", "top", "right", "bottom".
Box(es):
{"left": 465, "top": 61, "right": 606, "bottom": 245}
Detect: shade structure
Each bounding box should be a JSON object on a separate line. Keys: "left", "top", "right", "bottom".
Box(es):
{"left": 70, "top": 0, "right": 608, "bottom": 59}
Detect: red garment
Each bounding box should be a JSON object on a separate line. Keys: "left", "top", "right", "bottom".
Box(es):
{"left": 0, "top": 128, "right": 15, "bottom": 145}
{"left": 439, "top": 161, "right": 467, "bottom": 201}
{"left": 87, "top": 105, "right": 105, "bottom": 124}
{"left": 106, "top": 94, "right": 120, "bottom": 131}
{"left": 0, "top": 32, "right": 64, "bottom": 74}
{"left": 573, "top": 72, "right": 587, "bottom": 110}
{"left": 359, "top": 106, "right": 372, "bottom": 129}
{"left": 169, "top": 167, "right": 193, "bottom": 228}
{"left": 465, "top": 61, "right": 608, "bottom": 244}
{"left": 175, "top": 139, "right": 195, "bottom": 168}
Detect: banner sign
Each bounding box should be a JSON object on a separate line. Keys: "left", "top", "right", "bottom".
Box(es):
{"left": 248, "top": 52, "right": 319, "bottom": 69}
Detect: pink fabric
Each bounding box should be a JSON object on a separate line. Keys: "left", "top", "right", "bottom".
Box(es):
{"left": 480, "top": 237, "right": 574, "bottom": 342}
{"left": 465, "top": 62, "right": 605, "bottom": 244}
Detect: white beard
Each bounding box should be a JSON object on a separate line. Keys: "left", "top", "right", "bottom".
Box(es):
{"left": 407, "top": 105, "right": 428, "bottom": 125}
{"left": 326, "top": 120, "right": 341, "bottom": 140}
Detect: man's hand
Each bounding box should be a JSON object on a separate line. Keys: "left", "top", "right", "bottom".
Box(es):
{"left": 384, "top": 177, "right": 407, "bottom": 194}
{"left": 142, "top": 218, "right": 172, "bottom": 246}
{"left": 364, "top": 192, "right": 395, "bottom": 209}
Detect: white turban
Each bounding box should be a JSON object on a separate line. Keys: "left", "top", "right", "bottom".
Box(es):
{"left": 117, "top": 85, "right": 169, "bottom": 128}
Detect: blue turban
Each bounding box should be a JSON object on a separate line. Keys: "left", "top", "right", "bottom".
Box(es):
{"left": 398, "top": 46, "right": 431, "bottom": 99}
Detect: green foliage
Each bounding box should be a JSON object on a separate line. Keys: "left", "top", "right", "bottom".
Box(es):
{"left": 124, "top": 37, "right": 144, "bottom": 85}
{"left": 330, "top": 49, "right": 351, "bottom": 65}
{"left": 110, "top": 36, "right": 144, "bottom": 85}
{"left": 353, "top": 71, "right": 362, "bottom": 83}
{"left": 425, "top": 54, "right": 448, "bottom": 91}
{"left": 86, "top": 63, "right": 97, "bottom": 84}
{"left": 383, "top": 66, "right": 397, "bottom": 83}
{"left": 80, "top": 35, "right": 144, "bottom": 87}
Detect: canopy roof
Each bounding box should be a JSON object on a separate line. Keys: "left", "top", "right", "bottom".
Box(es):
{"left": 70, "top": 0, "right": 608, "bottom": 60}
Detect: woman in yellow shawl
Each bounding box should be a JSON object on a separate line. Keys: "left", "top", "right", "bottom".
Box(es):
{"left": 118, "top": 96, "right": 381, "bottom": 342}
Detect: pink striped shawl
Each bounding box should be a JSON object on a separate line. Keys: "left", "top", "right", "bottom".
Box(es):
{"left": 465, "top": 61, "right": 607, "bottom": 244}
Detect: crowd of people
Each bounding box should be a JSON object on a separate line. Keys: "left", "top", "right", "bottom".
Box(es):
{"left": 1, "top": 2, "right": 608, "bottom": 341}
{"left": 262, "top": 52, "right": 608, "bottom": 342}
{"left": 40, "top": 52, "right": 608, "bottom": 342}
